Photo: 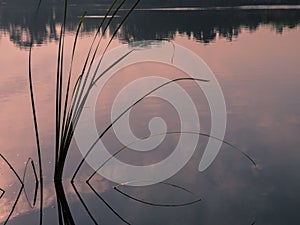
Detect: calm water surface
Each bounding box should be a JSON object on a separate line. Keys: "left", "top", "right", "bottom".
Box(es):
{"left": 0, "top": 3, "right": 300, "bottom": 225}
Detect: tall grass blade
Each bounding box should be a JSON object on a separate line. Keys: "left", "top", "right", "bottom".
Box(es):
{"left": 56, "top": 11, "right": 87, "bottom": 180}
{"left": 54, "top": 0, "right": 68, "bottom": 180}
{"left": 29, "top": 33, "right": 43, "bottom": 225}
{"left": 56, "top": 0, "right": 130, "bottom": 181}
{"left": 60, "top": 11, "right": 87, "bottom": 158}
{"left": 55, "top": 0, "right": 140, "bottom": 182}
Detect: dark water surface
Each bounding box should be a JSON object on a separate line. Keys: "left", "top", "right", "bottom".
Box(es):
{"left": 0, "top": 2, "right": 300, "bottom": 225}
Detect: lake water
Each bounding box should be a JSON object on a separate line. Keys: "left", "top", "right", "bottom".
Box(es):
{"left": 0, "top": 2, "right": 300, "bottom": 225}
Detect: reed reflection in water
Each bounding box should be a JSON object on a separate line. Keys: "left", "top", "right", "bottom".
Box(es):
{"left": 0, "top": 2, "right": 300, "bottom": 225}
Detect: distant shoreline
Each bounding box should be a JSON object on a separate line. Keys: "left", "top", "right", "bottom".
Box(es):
{"left": 1, "top": 0, "right": 300, "bottom": 8}
{"left": 133, "top": 5, "right": 300, "bottom": 11}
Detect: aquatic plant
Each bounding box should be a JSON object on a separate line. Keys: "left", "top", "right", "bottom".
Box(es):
{"left": 28, "top": 0, "right": 141, "bottom": 182}
{"left": 24, "top": 1, "right": 257, "bottom": 224}
{"left": 26, "top": 0, "right": 140, "bottom": 224}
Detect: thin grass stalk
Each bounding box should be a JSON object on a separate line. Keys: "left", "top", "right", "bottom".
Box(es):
{"left": 26, "top": 0, "right": 44, "bottom": 222}
{"left": 66, "top": 0, "right": 140, "bottom": 155}
{"left": 62, "top": 0, "right": 120, "bottom": 137}
{"left": 55, "top": 0, "right": 121, "bottom": 180}
{"left": 89, "top": 0, "right": 141, "bottom": 86}
{"left": 62, "top": 51, "right": 133, "bottom": 173}
{"left": 70, "top": 0, "right": 140, "bottom": 129}
{"left": 54, "top": 0, "right": 69, "bottom": 181}
{"left": 55, "top": 11, "right": 63, "bottom": 167}
{"left": 63, "top": 50, "right": 134, "bottom": 163}
{"left": 55, "top": 0, "right": 140, "bottom": 181}
{"left": 61, "top": 74, "right": 83, "bottom": 148}
{"left": 61, "top": 0, "right": 140, "bottom": 180}
{"left": 29, "top": 40, "right": 43, "bottom": 225}
{"left": 61, "top": 11, "right": 87, "bottom": 135}
{"left": 60, "top": 12, "right": 87, "bottom": 167}
{"left": 91, "top": 49, "right": 134, "bottom": 85}
{"left": 68, "top": 0, "right": 120, "bottom": 118}
{"left": 65, "top": 0, "right": 126, "bottom": 139}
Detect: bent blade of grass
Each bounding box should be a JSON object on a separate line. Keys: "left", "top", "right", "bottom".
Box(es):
{"left": 113, "top": 182, "right": 201, "bottom": 207}
{"left": 67, "top": 0, "right": 128, "bottom": 133}
{"left": 71, "top": 77, "right": 209, "bottom": 182}
{"left": 22, "top": 158, "right": 39, "bottom": 209}
{"left": 63, "top": 49, "right": 133, "bottom": 146}
{"left": 0, "top": 153, "right": 24, "bottom": 224}
{"left": 88, "top": 0, "right": 141, "bottom": 88}
{"left": 80, "top": 5, "right": 138, "bottom": 125}
{"left": 91, "top": 49, "right": 135, "bottom": 86}
{"left": 66, "top": 0, "right": 120, "bottom": 126}
{"left": 86, "top": 130, "right": 255, "bottom": 183}
{"left": 65, "top": 48, "right": 134, "bottom": 149}
{"left": 71, "top": 0, "right": 136, "bottom": 126}
{"left": 84, "top": 130, "right": 254, "bottom": 209}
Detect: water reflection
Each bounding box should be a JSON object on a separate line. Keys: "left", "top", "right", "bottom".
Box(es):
{"left": 1, "top": 2, "right": 300, "bottom": 225}
{"left": 0, "top": 4, "right": 300, "bottom": 47}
